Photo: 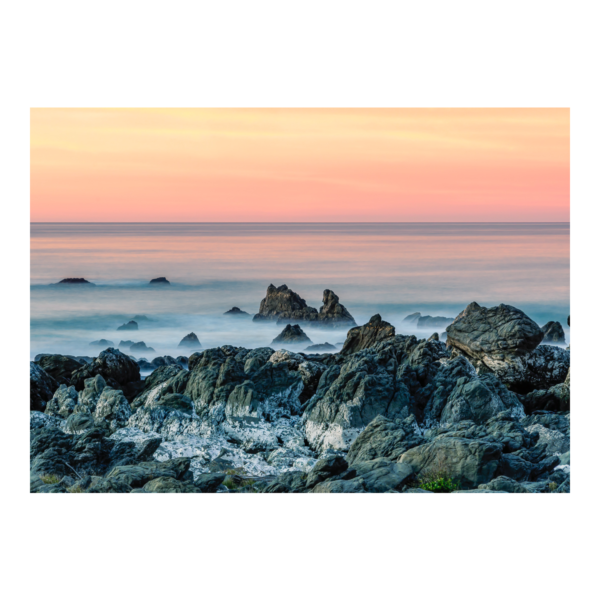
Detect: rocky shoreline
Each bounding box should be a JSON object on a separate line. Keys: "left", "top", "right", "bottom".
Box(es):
{"left": 30, "top": 301, "right": 570, "bottom": 493}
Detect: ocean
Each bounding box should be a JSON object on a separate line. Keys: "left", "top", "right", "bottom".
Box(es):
{"left": 30, "top": 223, "right": 570, "bottom": 360}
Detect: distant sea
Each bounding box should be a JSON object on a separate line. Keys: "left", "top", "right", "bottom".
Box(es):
{"left": 30, "top": 223, "right": 570, "bottom": 360}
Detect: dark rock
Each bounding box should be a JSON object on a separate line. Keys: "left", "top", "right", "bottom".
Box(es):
{"left": 478, "top": 476, "right": 528, "bottom": 493}
{"left": 35, "top": 355, "right": 82, "bottom": 386}
{"left": 496, "top": 453, "right": 533, "bottom": 481}
{"left": 402, "top": 312, "right": 421, "bottom": 325}
{"left": 142, "top": 477, "right": 200, "bottom": 493}
{"left": 253, "top": 284, "right": 318, "bottom": 323}
{"left": 119, "top": 340, "right": 135, "bottom": 350}
{"left": 351, "top": 458, "right": 415, "bottom": 492}
{"left": 272, "top": 324, "right": 312, "bottom": 345}
{"left": 70, "top": 348, "right": 140, "bottom": 392}
{"left": 304, "top": 342, "right": 337, "bottom": 352}
{"left": 317, "top": 289, "right": 357, "bottom": 328}
{"left": 541, "top": 321, "right": 565, "bottom": 343}
{"left": 149, "top": 277, "right": 170, "bottom": 285}
{"left": 340, "top": 314, "right": 395, "bottom": 355}
{"left": 45, "top": 384, "right": 78, "bottom": 419}
{"left": 30, "top": 362, "right": 58, "bottom": 412}
{"left": 178, "top": 332, "right": 202, "bottom": 349}
{"left": 132, "top": 315, "right": 152, "bottom": 322}
{"left": 106, "top": 457, "right": 190, "bottom": 488}
{"left": 129, "top": 341, "right": 156, "bottom": 354}
{"left": 428, "top": 333, "right": 439, "bottom": 341}
{"left": 152, "top": 393, "right": 194, "bottom": 414}
{"left": 311, "top": 479, "right": 367, "bottom": 493}
{"left": 224, "top": 307, "right": 250, "bottom": 316}
{"left": 417, "top": 315, "right": 454, "bottom": 329}
{"left": 52, "top": 278, "right": 94, "bottom": 285}
{"left": 89, "top": 339, "right": 115, "bottom": 349}
{"left": 117, "top": 320, "right": 138, "bottom": 331}
{"left": 306, "top": 456, "right": 348, "bottom": 488}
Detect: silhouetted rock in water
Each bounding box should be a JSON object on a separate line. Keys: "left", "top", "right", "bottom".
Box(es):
{"left": 304, "top": 342, "right": 337, "bottom": 352}
{"left": 52, "top": 278, "right": 95, "bottom": 285}
{"left": 317, "top": 290, "right": 357, "bottom": 327}
{"left": 340, "top": 314, "right": 395, "bottom": 355}
{"left": 253, "top": 284, "right": 355, "bottom": 327}
{"left": 568, "top": 315, "right": 570, "bottom": 327}
{"left": 149, "top": 277, "right": 170, "bottom": 285}
{"left": 119, "top": 340, "right": 135, "bottom": 350}
{"left": 35, "top": 355, "right": 82, "bottom": 386}
{"left": 417, "top": 315, "right": 454, "bottom": 329}
{"left": 70, "top": 348, "right": 140, "bottom": 392}
{"left": 89, "top": 339, "right": 115, "bottom": 349}
{"left": 178, "top": 332, "right": 202, "bottom": 349}
{"left": 132, "top": 315, "right": 152, "bottom": 322}
{"left": 137, "top": 358, "right": 152, "bottom": 370}
{"left": 428, "top": 332, "right": 439, "bottom": 341}
{"left": 117, "top": 320, "right": 138, "bottom": 331}
{"left": 30, "top": 362, "right": 58, "bottom": 412}
{"left": 272, "top": 324, "right": 312, "bottom": 345}
{"left": 541, "top": 321, "right": 565, "bottom": 343}
{"left": 129, "top": 342, "right": 156, "bottom": 354}
{"left": 224, "top": 307, "right": 250, "bottom": 317}
{"left": 402, "top": 312, "right": 421, "bottom": 324}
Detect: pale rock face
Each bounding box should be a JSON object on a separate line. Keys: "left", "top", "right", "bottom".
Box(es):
{"left": 94, "top": 388, "right": 132, "bottom": 433}
{"left": 45, "top": 384, "right": 79, "bottom": 419}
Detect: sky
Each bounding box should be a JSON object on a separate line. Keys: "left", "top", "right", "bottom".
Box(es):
{"left": 30, "top": 108, "right": 569, "bottom": 222}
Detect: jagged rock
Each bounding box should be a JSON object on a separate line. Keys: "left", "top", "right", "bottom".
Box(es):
{"left": 30, "top": 362, "right": 58, "bottom": 412}
{"left": 70, "top": 348, "right": 140, "bottom": 392}
{"left": 105, "top": 457, "right": 190, "bottom": 488}
{"left": 428, "top": 333, "right": 439, "bottom": 341}
{"left": 351, "top": 458, "right": 415, "bottom": 492}
{"left": 541, "top": 321, "right": 565, "bottom": 343}
{"left": 149, "top": 277, "right": 170, "bottom": 285}
{"left": 417, "top": 315, "right": 454, "bottom": 329}
{"left": 129, "top": 341, "right": 156, "bottom": 354}
{"left": 400, "top": 437, "right": 503, "bottom": 489}
{"left": 224, "top": 307, "right": 250, "bottom": 316}
{"left": 119, "top": 340, "right": 135, "bottom": 350}
{"left": 30, "top": 410, "right": 64, "bottom": 430}
{"left": 346, "top": 415, "right": 424, "bottom": 464}
{"left": 94, "top": 388, "right": 132, "bottom": 432}
{"left": 178, "top": 332, "right": 202, "bottom": 349}
{"left": 340, "top": 314, "right": 395, "bottom": 355}
{"left": 272, "top": 324, "right": 312, "bottom": 345}
{"left": 317, "top": 289, "right": 357, "bottom": 327}
{"left": 402, "top": 312, "right": 421, "bottom": 325}
{"left": 306, "top": 456, "right": 349, "bottom": 488}
{"left": 478, "top": 476, "right": 528, "bottom": 493}
{"left": 35, "top": 355, "right": 82, "bottom": 386}
{"left": 45, "top": 384, "right": 79, "bottom": 419}
{"left": 117, "top": 320, "right": 138, "bottom": 331}
{"left": 304, "top": 342, "right": 337, "bottom": 352}
{"left": 89, "top": 339, "right": 115, "bottom": 349}
{"left": 52, "top": 278, "right": 94, "bottom": 285}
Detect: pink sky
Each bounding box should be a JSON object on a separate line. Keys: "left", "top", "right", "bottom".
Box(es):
{"left": 30, "top": 108, "right": 569, "bottom": 222}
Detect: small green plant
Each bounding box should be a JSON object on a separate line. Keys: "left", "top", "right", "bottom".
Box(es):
{"left": 548, "top": 481, "right": 558, "bottom": 492}
{"left": 418, "top": 476, "right": 460, "bottom": 493}
{"left": 40, "top": 474, "right": 61, "bottom": 485}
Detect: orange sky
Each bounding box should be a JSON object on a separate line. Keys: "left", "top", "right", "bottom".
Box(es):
{"left": 30, "top": 108, "right": 569, "bottom": 222}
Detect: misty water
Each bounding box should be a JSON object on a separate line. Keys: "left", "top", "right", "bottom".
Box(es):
{"left": 30, "top": 223, "right": 570, "bottom": 361}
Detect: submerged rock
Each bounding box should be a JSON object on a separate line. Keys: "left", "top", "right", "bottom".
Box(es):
{"left": 402, "top": 312, "right": 421, "bottom": 325}
{"left": 52, "top": 278, "right": 95, "bottom": 285}
{"left": 89, "top": 339, "right": 115, "bottom": 349}
{"left": 224, "top": 307, "right": 250, "bottom": 317}
{"left": 272, "top": 324, "right": 312, "bottom": 345}
{"left": 304, "top": 342, "right": 337, "bottom": 352}
{"left": 117, "top": 320, "right": 138, "bottom": 331}
{"left": 178, "top": 332, "right": 202, "bottom": 349}
{"left": 541, "top": 321, "right": 566, "bottom": 343}
{"left": 149, "top": 277, "right": 170, "bottom": 285}
{"left": 340, "top": 314, "right": 395, "bottom": 355}
{"left": 129, "top": 341, "right": 156, "bottom": 354}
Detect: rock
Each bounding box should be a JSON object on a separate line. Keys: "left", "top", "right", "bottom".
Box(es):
{"left": 30, "top": 410, "right": 64, "bottom": 430}
{"left": 117, "top": 320, "right": 138, "bottom": 331}
{"left": 142, "top": 477, "right": 200, "bottom": 493}
{"left": 105, "top": 457, "right": 190, "bottom": 488}
{"left": 52, "top": 278, "right": 95, "bottom": 285}
{"left": 178, "top": 332, "right": 202, "bottom": 349}
{"left": 70, "top": 348, "right": 140, "bottom": 392}
{"left": 149, "top": 277, "right": 170, "bottom": 285}
{"left": 340, "top": 314, "right": 395, "bottom": 355}
{"left": 94, "top": 388, "right": 132, "bottom": 433}
{"left": 351, "top": 458, "right": 415, "bottom": 492}
{"left": 417, "top": 315, "right": 454, "bottom": 329}
{"left": 428, "top": 333, "right": 439, "bottom": 341}
{"left": 478, "top": 476, "right": 528, "bottom": 493}
{"left": 152, "top": 393, "right": 194, "bottom": 414}
{"left": 541, "top": 321, "right": 565, "bottom": 343}
{"left": 119, "top": 340, "right": 135, "bottom": 350}
{"left": 35, "top": 355, "right": 82, "bottom": 386}
{"left": 45, "top": 384, "right": 79, "bottom": 419}
{"left": 89, "top": 339, "right": 115, "bottom": 349}
{"left": 317, "top": 289, "right": 357, "bottom": 328}
{"left": 399, "top": 437, "right": 503, "bottom": 489}
{"left": 272, "top": 324, "right": 312, "bottom": 345}
{"left": 304, "top": 342, "right": 337, "bottom": 352}
{"left": 306, "top": 456, "right": 349, "bottom": 487}
{"left": 311, "top": 479, "right": 367, "bottom": 493}
{"left": 253, "top": 284, "right": 319, "bottom": 323}
{"left": 129, "top": 341, "right": 156, "bottom": 354}
{"left": 346, "top": 415, "right": 424, "bottom": 464}
{"left": 224, "top": 307, "right": 250, "bottom": 316}
{"left": 402, "top": 312, "right": 421, "bottom": 325}
{"left": 30, "top": 362, "right": 58, "bottom": 412}
{"left": 132, "top": 315, "right": 152, "bottom": 322}
{"left": 64, "top": 411, "right": 96, "bottom": 434}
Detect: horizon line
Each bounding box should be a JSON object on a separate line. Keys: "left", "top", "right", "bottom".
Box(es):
{"left": 30, "top": 221, "right": 571, "bottom": 225}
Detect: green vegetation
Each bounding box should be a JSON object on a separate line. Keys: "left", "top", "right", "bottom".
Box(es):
{"left": 548, "top": 481, "right": 558, "bottom": 492}
{"left": 40, "top": 474, "right": 61, "bottom": 485}
{"left": 222, "top": 472, "right": 257, "bottom": 491}
{"left": 416, "top": 470, "right": 460, "bottom": 493}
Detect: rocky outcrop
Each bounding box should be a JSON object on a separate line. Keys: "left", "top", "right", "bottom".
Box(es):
{"left": 149, "top": 277, "right": 170, "bottom": 285}
{"left": 178, "top": 332, "right": 202, "bottom": 349}
{"left": 272, "top": 324, "right": 312, "bottom": 345}
{"left": 253, "top": 284, "right": 356, "bottom": 327}
{"left": 35, "top": 355, "right": 82, "bottom": 386}
{"left": 52, "top": 278, "right": 94, "bottom": 285}
{"left": 119, "top": 340, "right": 135, "bottom": 350}
{"left": 304, "top": 342, "right": 337, "bottom": 352}
{"left": 402, "top": 312, "right": 421, "bottom": 325}
{"left": 224, "top": 307, "right": 250, "bottom": 317}
{"left": 541, "top": 321, "right": 566, "bottom": 343}
{"left": 132, "top": 315, "right": 152, "bottom": 322}
{"left": 117, "top": 320, "right": 138, "bottom": 331}
{"left": 70, "top": 348, "right": 140, "bottom": 392}
{"left": 30, "top": 362, "right": 58, "bottom": 412}
{"left": 340, "top": 314, "right": 395, "bottom": 355}
{"left": 89, "top": 339, "right": 115, "bottom": 349}
{"left": 417, "top": 315, "right": 454, "bottom": 329}
{"left": 129, "top": 342, "right": 155, "bottom": 354}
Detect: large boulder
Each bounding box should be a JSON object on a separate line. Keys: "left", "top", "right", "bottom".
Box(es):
{"left": 45, "top": 384, "right": 79, "bottom": 419}
{"left": 541, "top": 321, "right": 565, "bottom": 343}
{"left": 317, "top": 289, "right": 356, "bottom": 328}
{"left": 272, "top": 324, "right": 312, "bottom": 345}
{"left": 30, "top": 362, "right": 58, "bottom": 412}
{"left": 149, "top": 277, "right": 170, "bottom": 285}
{"left": 94, "top": 388, "right": 132, "bottom": 433}
{"left": 70, "top": 348, "right": 140, "bottom": 392}
{"left": 400, "top": 437, "right": 503, "bottom": 489}
{"left": 35, "top": 355, "right": 82, "bottom": 386}
{"left": 253, "top": 284, "right": 318, "bottom": 323}
{"left": 340, "top": 314, "right": 395, "bottom": 355}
